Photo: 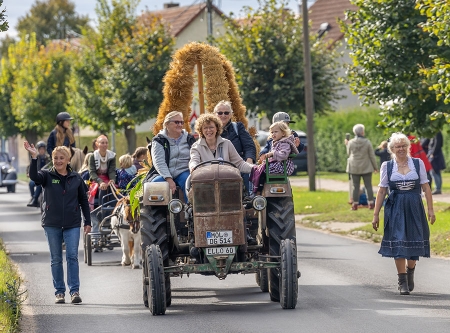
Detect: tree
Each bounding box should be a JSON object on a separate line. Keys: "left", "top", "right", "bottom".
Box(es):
{"left": 416, "top": 0, "right": 450, "bottom": 121}
{"left": 341, "top": 0, "right": 450, "bottom": 136}
{"left": 9, "top": 35, "right": 74, "bottom": 144}
{"left": 213, "top": 0, "right": 343, "bottom": 121}
{"left": 68, "top": 0, "right": 174, "bottom": 153}
{"left": 0, "top": 0, "right": 8, "bottom": 32}
{"left": 16, "top": 0, "right": 90, "bottom": 44}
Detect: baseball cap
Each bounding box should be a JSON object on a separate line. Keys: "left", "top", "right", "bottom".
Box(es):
{"left": 272, "top": 112, "right": 295, "bottom": 123}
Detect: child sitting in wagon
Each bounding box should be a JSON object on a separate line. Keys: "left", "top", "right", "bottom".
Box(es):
{"left": 250, "top": 121, "right": 299, "bottom": 194}
{"left": 116, "top": 154, "right": 137, "bottom": 191}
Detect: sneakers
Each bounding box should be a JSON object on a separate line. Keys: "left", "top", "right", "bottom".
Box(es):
{"left": 55, "top": 293, "right": 65, "bottom": 304}
{"left": 71, "top": 292, "right": 82, "bottom": 304}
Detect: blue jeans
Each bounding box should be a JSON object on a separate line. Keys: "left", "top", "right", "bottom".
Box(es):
{"left": 431, "top": 169, "right": 442, "bottom": 191}
{"left": 44, "top": 226, "right": 81, "bottom": 296}
{"left": 29, "top": 180, "right": 42, "bottom": 199}
{"left": 152, "top": 170, "right": 190, "bottom": 202}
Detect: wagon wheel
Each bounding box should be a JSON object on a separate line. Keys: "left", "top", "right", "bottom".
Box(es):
{"left": 86, "top": 234, "right": 92, "bottom": 266}
{"left": 280, "top": 239, "right": 298, "bottom": 309}
{"left": 146, "top": 244, "right": 166, "bottom": 315}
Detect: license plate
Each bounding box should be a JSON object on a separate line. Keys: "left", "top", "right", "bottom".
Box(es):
{"left": 205, "top": 247, "right": 235, "bottom": 255}
{"left": 206, "top": 230, "right": 233, "bottom": 245}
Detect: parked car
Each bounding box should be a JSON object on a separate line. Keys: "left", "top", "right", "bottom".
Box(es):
{"left": 0, "top": 152, "right": 18, "bottom": 193}
{"left": 256, "top": 129, "right": 308, "bottom": 175}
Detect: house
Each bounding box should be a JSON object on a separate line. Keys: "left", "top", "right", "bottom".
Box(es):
{"left": 308, "top": 0, "right": 361, "bottom": 110}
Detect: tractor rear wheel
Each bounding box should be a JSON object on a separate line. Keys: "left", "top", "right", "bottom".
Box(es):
{"left": 259, "top": 269, "right": 269, "bottom": 292}
{"left": 266, "top": 196, "right": 296, "bottom": 302}
{"left": 280, "top": 239, "right": 298, "bottom": 309}
{"left": 146, "top": 244, "right": 166, "bottom": 315}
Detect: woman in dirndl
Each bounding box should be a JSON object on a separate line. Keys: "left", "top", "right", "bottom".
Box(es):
{"left": 372, "top": 132, "right": 435, "bottom": 295}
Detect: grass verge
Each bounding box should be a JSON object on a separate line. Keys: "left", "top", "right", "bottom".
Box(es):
{"left": 0, "top": 241, "right": 26, "bottom": 333}
{"left": 292, "top": 186, "right": 450, "bottom": 257}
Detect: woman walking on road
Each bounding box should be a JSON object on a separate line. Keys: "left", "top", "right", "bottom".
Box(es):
{"left": 24, "top": 142, "right": 91, "bottom": 304}
{"left": 372, "top": 133, "right": 435, "bottom": 295}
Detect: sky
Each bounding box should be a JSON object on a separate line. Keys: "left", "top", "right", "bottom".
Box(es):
{"left": 0, "top": 0, "right": 314, "bottom": 39}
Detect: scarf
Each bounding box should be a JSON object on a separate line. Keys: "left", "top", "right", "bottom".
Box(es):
{"left": 93, "top": 150, "right": 116, "bottom": 170}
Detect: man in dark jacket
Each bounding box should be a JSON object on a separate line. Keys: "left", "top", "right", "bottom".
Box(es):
{"left": 27, "top": 141, "right": 50, "bottom": 207}
{"left": 427, "top": 131, "right": 446, "bottom": 194}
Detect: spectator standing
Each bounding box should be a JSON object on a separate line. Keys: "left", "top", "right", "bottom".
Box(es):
{"left": 427, "top": 131, "right": 446, "bottom": 194}
{"left": 375, "top": 140, "right": 390, "bottom": 167}
{"left": 26, "top": 141, "right": 50, "bottom": 207}
{"left": 345, "top": 124, "right": 378, "bottom": 210}
{"left": 47, "top": 112, "right": 76, "bottom": 156}
{"left": 23, "top": 142, "right": 91, "bottom": 304}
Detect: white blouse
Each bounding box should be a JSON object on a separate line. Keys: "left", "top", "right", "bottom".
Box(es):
{"left": 378, "top": 157, "right": 429, "bottom": 188}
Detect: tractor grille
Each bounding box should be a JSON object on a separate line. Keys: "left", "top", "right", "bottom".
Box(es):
{"left": 193, "top": 183, "right": 215, "bottom": 213}
{"left": 219, "top": 182, "right": 241, "bottom": 212}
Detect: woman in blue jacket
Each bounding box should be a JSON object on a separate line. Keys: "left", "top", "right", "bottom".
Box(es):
{"left": 24, "top": 142, "right": 91, "bottom": 305}
{"left": 214, "top": 100, "right": 256, "bottom": 195}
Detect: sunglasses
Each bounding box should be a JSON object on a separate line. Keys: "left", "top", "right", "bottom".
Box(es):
{"left": 216, "top": 111, "right": 231, "bottom": 116}
{"left": 169, "top": 120, "right": 184, "bottom": 125}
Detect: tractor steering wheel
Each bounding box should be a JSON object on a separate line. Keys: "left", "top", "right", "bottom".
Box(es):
{"left": 192, "top": 159, "right": 237, "bottom": 172}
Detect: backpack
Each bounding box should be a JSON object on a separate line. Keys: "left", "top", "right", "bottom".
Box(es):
{"left": 144, "top": 133, "right": 196, "bottom": 183}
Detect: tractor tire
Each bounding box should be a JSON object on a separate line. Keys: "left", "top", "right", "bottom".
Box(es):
{"left": 165, "top": 273, "right": 172, "bottom": 307}
{"left": 146, "top": 244, "right": 166, "bottom": 315}
{"left": 280, "top": 239, "right": 298, "bottom": 309}
{"left": 255, "top": 272, "right": 260, "bottom": 286}
{"left": 142, "top": 258, "right": 149, "bottom": 308}
{"left": 140, "top": 206, "right": 169, "bottom": 263}
{"left": 259, "top": 269, "right": 269, "bottom": 292}
{"left": 266, "top": 196, "right": 296, "bottom": 303}
{"left": 86, "top": 234, "right": 92, "bottom": 266}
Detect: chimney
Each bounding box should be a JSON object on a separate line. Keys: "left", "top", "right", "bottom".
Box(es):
{"left": 164, "top": 2, "right": 180, "bottom": 9}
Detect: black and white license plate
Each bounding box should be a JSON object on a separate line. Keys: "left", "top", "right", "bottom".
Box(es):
{"left": 206, "top": 230, "right": 233, "bottom": 245}
{"left": 205, "top": 247, "right": 235, "bottom": 255}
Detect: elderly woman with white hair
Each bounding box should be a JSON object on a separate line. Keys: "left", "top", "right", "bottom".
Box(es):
{"left": 372, "top": 132, "right": 435, "bottom": 295}
{"left": 345, "top": 123, "right": 378, "bottom": 210}
{"left": 149, "top": 111, "right": 196, "bottom": 201}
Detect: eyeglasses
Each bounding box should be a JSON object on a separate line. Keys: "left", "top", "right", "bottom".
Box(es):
{"left": 216, "top": 111, "right": 231, "bottom": 116}
{"left": 169, "top": 120, "right": 184, "bottom": 125}
{"left": 394, "top": 145, "right": 408, "bottom": 150}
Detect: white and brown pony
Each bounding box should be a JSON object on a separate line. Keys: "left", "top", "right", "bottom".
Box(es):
{"left": 110, "top": 197, "right": 141, "bottom": 269}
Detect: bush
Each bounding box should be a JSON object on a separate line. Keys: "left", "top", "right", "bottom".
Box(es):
{"left": 295, "top": 107, "right": 389, "bottom": 172}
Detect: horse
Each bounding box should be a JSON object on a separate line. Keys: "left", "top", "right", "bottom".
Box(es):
{"left": 69, "top": 146, "right": 88, "bottom": 172}
{"left": 110, "top": 196, "right": 141, "bottom": 269}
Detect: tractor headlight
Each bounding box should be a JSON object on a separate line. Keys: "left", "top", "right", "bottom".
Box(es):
{"left": 252, "top": 196, "right": 267, "bottom": 211}
{"left": 168, "top": 199, "right": 183, "bottom": 214}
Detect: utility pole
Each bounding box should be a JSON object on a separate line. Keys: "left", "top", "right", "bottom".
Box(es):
{"left": 301, "top": 0, "right": 316, "bottom": 191}
{"left": 206, "top": 0, "right": 213, "bottom": 38}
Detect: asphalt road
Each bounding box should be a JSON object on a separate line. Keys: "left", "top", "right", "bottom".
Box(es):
{"left": 1, "top": 183, "right": 450, "bottom": 333}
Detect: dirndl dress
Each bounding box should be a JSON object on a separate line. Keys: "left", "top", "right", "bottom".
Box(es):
{"left": 378, "top": 158, "right": 430, "bottom": 259}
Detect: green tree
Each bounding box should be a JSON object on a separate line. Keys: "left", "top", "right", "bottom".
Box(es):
{"left": 68, "top": 0, "right": 174, "bottom": 153}
{"left": 0, "top": 35, "right": 16, "bottom": 58}
{"left": 214, "top": 0, "right": 343, "bottom": 121}
{"left": 0, "top": 57, "right": 18, "bottom": 137}
{"left": 416, "top": 0, "right": 450, "bottom": 118}
{"left": 0, "top": 0, "right": 8, "bottom": 32}
{"left": 9, "top": 35, "right": 74, "bottom": 144}
{"left": 16, "top": 0, "right": 90, "bottom": 44}
{"left": 341, "top": 0, "right": 450, "bottom": 136}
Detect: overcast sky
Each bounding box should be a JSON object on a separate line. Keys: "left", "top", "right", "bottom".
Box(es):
{"left": 0, "top": 0, "right": 314, "bottom": 39}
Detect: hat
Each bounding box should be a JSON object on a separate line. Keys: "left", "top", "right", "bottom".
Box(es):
{"left": 272, "top": 112, "right": 295, "bottom": 123}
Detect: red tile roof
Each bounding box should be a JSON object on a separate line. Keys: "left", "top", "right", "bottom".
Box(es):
{"left": 308, "top": 0, "right": 357, "bottom": 46}
{"left": 144, "top": 3, "right": 225, "bottom": 37}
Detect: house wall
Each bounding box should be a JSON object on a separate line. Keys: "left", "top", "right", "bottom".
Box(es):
{"left": 332, "top": 43, "right": 363, "bottom": 111}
